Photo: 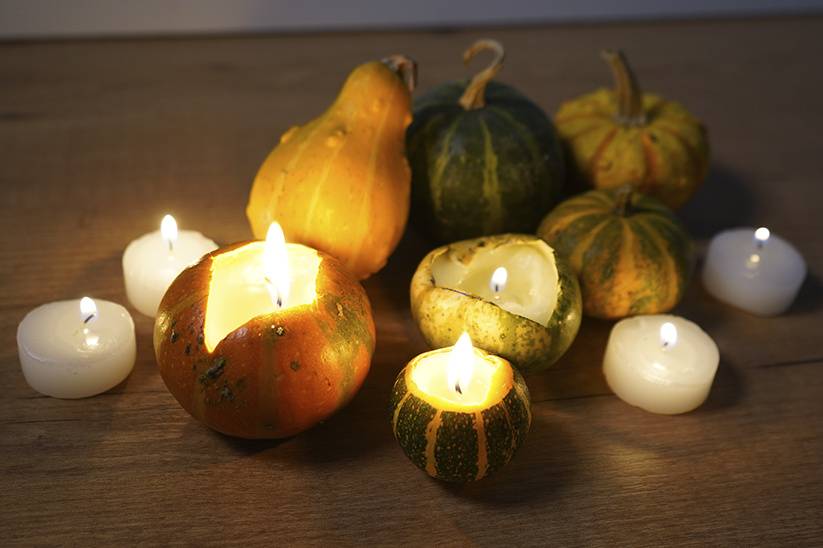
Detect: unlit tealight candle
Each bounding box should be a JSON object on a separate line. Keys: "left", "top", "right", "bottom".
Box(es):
{"left": 703, "top": 227, "right": 806, "bottom": 316}
{"left": 603, "top": 315, "right": 719, "bottom": 414}
{"left": 17, "top": 297, "right": 136, "bottom": 398}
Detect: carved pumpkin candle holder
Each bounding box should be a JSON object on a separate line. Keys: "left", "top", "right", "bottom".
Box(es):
{"left": 410, "top": 234, "right": 582, "bottom": 374}
{"left": 390, "top": 332, "right": 532, "bottom": 483}
{"left": 153, "top": 223, "right": 375, "bottom": 439}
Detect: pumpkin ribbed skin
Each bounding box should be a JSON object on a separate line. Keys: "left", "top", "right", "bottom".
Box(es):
{"left": 154, "top": 242, "right": 375, "bottom": 439}
{"left": 408, "top": 80, "right": 565, "bottom": 243}
{"left": 390, "top": 348, "right": 531, "bottom": 482}
{"left": 247, "top": 60, "right": 413, "bottom": 280}
{"left": 555, "top": 52, "right": 709, "bottom": 209}
{"left": 410, "top": 234, "right": 581, "bottom": 374}
{"left": 537, "top": 189, "right": 693, "bottom": 319}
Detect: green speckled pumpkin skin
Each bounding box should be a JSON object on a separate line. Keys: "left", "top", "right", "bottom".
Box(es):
{"left": 407, "top": 81, "right": 565, "bottom": 243}
{"left": 389, "top": 351, "right": 532, "bottom": 483}
{"left": 410, "top": 234, "right": 582, "bottom": 374}
{"left": 537, "top": 188, "right": 693, "bottom": 319}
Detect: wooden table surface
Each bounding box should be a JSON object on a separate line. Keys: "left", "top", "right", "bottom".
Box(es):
{"left": 2, "top": 15, "right": 822, "bottom": 547}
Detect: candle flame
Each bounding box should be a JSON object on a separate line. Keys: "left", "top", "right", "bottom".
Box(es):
{"left": 161, "top": 214, "right": 178, "bottom": 251}
{"left": 660, "top": 321, "right": 678, "bottom": 350}
{"left": 264, "top": 222, "right": 290, "bottom": 308}
{"left": 490, "top": 266, "right": 508, "bottom": 294}
{"left": 447, "top": 332, "right": 475, "bottom": 396}
{"left": 79, "top": 296, "right": 97, "bottom": 324}
{"left": 754, "top": 226, "right": 770, "bottom": 248}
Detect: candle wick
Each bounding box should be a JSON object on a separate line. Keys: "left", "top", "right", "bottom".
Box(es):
{"left": 276, "top": 296, "right": 283, "bottom": 308}
{"left": 83, "top": 313, "right": 95, "bottom": 324}
{"left": 168, "top": 240, "right": 174, "bottom": 253}
{"left": 454, "top": 383, "right": 463, "bottom": 395}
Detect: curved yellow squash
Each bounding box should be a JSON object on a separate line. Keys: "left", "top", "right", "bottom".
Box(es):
{"left": 247, "top": 58, "right": 414, "bottom": 279}
{"left": 555, "top": 50, "right": 709, "bottom": 209}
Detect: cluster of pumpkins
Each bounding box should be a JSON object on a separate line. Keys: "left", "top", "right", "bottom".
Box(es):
{"left": 155, "top": 39, "right": 709, "bottom": 444}
{"left": 246, "top": 39, "right": 708, "bottom": 322}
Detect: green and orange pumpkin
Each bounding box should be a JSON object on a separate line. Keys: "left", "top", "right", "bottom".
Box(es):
{"left": 555, "top": 50, "right": 710, "bottom": 209}
{"left": 154, "top": 241, "right": 375, "bottom": 439}
{"left": 537, "top": 188, "right": 693, "bottom": 319}
{"left": 390, "top": 346, "right": 531, "bottom": 482}
{"left": 410, "top": 233, "right": 581, "bottom": 374}
{"left": 407, "top": 40, "right": 565, "bottom": 243}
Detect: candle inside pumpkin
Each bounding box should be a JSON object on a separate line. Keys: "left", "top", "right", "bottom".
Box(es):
{"left": 430, "top": 241, "right": 558, "bottom": 326}
{"left": 203, "top": 222, "right": 321, "bottom": 352}
{"left": 409, "top": 332, "right": 510, "bottom": 409}
{"left": 391, "top": 332, "right": 531, "bottom": 482}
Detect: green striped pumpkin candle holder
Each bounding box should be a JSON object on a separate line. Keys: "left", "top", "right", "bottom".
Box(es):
{"left": 390, "top": 333, "right": 532, "bottom": 482}
{"left": 410, "top": 234, "right": 581, "bottom": 374}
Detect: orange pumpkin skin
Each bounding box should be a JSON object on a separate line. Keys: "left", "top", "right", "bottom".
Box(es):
{"left": 555, "top": 51, "right": 710, "bottom": 209}
{"left": 154, "top": 242, "right": 376, "bottom": 439}
{"left": 246, "top": 59, "right": 414, "bottom": 280}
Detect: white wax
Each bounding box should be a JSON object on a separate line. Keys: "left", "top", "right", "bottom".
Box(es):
{"left": 17, "top": 299, "right": 136, "bottom": 398}
{"left": 702, "top": 228, "right": 806, "bottom": 316}
{"left": 603, "top": 315, "right": 719, "bottom": 415}
{"left": 122, "top": 229, "right": 217, "bottom": 317}
{"left": 431, "top": 240, "right": 559, "bottom": 326}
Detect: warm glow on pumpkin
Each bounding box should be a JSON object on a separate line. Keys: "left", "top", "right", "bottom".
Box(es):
{"left": 203, "top": 241, "right": 321, "bottom": 353}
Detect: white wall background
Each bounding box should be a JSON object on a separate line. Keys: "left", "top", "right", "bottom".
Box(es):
{"left": 2, "top": 0, "right": 823, "bottom": 39}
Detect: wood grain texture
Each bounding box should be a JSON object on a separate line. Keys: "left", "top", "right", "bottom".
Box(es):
{"left": 2, "top": 16, "right": 823, "bottom": 547}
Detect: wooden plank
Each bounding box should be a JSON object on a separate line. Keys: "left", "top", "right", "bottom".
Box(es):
{"left": 1, "top": 15, "right": 822, "bottom": 546}
{"left": 2, "top": 360, "right": 821, "bottom": 546}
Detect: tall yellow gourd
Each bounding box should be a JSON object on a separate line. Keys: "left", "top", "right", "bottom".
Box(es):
{"left": 247, "top": 56, "right": 416, "bottom": 279}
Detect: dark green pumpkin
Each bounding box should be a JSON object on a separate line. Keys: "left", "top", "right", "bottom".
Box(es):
{"left": 390, "top": 347, "right": 532, "bottom": 482}
{"left": 407, "top": 40, "right": 565, "bottom": 243}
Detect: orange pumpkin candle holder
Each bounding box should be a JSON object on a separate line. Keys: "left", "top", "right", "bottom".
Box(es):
{"left": 154, "top": 224, "right": 375, "bottom": 439}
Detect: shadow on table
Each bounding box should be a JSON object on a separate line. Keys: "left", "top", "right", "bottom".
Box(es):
{"left": 212, "top": 384, "right": 396, "bottom": 463}
{"left": 437, "top": 412, "right": 577, "bottom": 507}
{"left": 701, "top": 359, "right": 745, "bottom": 412}
{"left": 680, "top": 164, "right": 756, "bottom": 239}
{"left": 786, "top": 271, "right": 822, "bottom": 316}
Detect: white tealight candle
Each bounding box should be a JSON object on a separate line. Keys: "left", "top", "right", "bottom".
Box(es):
{"left": 122, "top": 214, "right": 217, "bottom": 317}
{"left": 17, "top": 297, "right": 136, "bottom": 398}
{"left": 603, "top": 315, "right": 719, "bottom": 414}
{"left": 702, "top": 226, "right": 806, "bottom": 316}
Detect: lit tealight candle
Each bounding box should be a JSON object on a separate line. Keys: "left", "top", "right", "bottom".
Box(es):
{"left": 123, "top": 214, "right": 217, "bottom": 317}
{"left": 17, "top": 297, "right": 136, "bottom": 398}
{"left": 603, "top": 315, "right": 719, "bottom": 414}
{"left": 702, "top": 226, "right": 806, "bottom": 316}
{"left": 390, "top": 332, "right": 532, "bottom": 482}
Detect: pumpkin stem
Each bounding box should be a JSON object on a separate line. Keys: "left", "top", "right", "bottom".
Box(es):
{"left": 601, "top": 50, "right": 646, "bottom": 126}
{"left": 382, "top": 55, "right": 418, "bottom": 93}
{"left": 458, "top": 39, "right": 505, "bottom": 110}
{"left": 614, "top": 186, "right": 635, "bottom": 216}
